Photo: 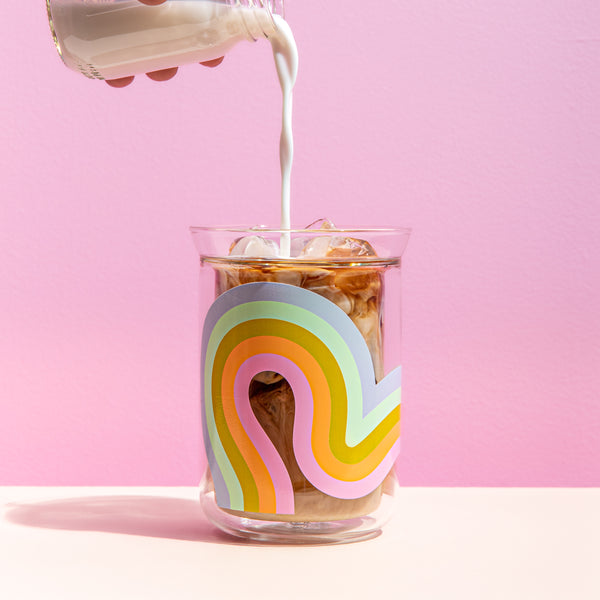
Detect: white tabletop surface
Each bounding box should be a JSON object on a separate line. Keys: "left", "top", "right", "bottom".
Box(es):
{"left": 1, "top": 487, "right": 598, "bottom": 600}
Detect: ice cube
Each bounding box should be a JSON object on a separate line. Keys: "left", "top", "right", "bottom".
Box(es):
{"left": 305, "top": 218, "right": 337, "bottom": 230}
{"left": 288, "top": 219, "right": 338, "bottom": 257}
{"left": 298, "top": 236, "right": 333, "bottom": 258}
{"left": 229, "top": 235, "right": 279, "bottom": 258}
{"left": 289, "top": 236, "right": 309, "bottom": 257}
{"left": 299, "top": 235, "right": 377, "bottom": 259}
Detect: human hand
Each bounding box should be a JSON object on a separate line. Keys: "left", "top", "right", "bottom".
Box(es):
{"left": 106, "top": 0, "right": 225, "bottom": 88}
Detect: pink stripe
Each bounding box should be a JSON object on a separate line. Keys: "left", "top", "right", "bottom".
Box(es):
{"left": 234, "top": 355, "right": 295, "bottom": 514}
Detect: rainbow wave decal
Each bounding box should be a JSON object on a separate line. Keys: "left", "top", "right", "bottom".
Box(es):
{"left": 201, "top": 282, "right": 401, "bottom": 515}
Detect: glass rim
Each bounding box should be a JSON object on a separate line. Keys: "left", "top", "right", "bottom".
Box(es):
{"left": 190, "top": 225, "right": 412, "bottom": 235}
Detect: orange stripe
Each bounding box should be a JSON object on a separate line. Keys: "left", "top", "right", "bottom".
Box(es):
{"left": 221, "top": 344, "right": 276, "bottom": 513}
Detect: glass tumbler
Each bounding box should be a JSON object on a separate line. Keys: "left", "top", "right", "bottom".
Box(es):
{"left": 191, "top": 226, "right": 410, "bottom": 543}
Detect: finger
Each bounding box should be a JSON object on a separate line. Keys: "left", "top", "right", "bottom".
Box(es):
{"left": 146, "top": 67, "right": 179, "bottom": 82}
{"left": 106, "top": 76, "right": 135, "bottom": 88}
{"left": 138, "top": 0, "right": 167, "bottom": 5}
{"left": 200, "top": 56, "right": 225, "bottom": 68}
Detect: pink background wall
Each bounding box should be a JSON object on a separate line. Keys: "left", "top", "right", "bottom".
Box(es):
{"left": 1, "top": 2, "right": 599, "bottom": 486}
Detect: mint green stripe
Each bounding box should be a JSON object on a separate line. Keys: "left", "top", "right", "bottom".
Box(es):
{"left": 352, "top": 389, "right": 401, "bottom": 446}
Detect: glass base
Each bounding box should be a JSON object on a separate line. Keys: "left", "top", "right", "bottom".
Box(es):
{"left": 200, "top": 483, "right": 398, "bottom": 545}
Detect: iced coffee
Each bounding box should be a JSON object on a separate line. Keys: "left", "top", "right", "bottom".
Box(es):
{"left": 201, "top": 228, "right": 399, "bottom": 522}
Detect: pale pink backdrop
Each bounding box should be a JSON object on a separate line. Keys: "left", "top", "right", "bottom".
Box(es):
{"left": 1, "top": 2, "right": 598, "bottom": 486}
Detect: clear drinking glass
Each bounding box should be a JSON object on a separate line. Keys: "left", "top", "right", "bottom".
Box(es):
{"left": 191, "top": 226, "right": 411, "bottom": 543}
{"left": 46, "top": 0, "right": 284, "bottom": 80}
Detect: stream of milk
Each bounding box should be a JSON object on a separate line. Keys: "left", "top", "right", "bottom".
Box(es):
{"left": 269, "top": 15, "right": 298, "bottom": 256}
{"left": 53, "top": 1, "right": 298, "bottom": 254}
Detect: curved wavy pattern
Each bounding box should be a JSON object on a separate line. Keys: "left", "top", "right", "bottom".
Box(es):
{"left": 201, "top": 282, "right": 401, "bottom": 514}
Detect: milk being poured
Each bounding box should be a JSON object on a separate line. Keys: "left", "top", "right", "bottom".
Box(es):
{"left": 269, "top": 16, "right": 297, "bottom": 256}
{"left": 51, "top": 1, "right": 298, "bottom": 252}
